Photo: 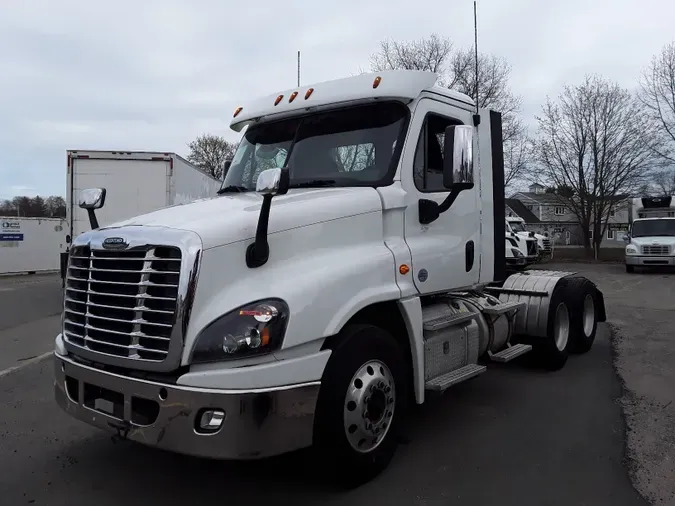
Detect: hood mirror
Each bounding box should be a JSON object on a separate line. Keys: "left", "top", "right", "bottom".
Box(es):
{"left": 246, "top": 168, "right": 290, "bottom": 268}
{"left": 78, "top": 188, "right": 107, "bottom": 230}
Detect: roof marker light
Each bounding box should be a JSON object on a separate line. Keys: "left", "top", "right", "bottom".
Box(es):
{"left": 274, "top": 94, "right": 284, "bottom": 106}
{"left": 373, "top": 76, "right": 382, "bottom": 89}
{"left": 233, "top": 106, "right": 243, "bottom": 118}
{"left": 304, "top": 88, "right": 314, "bottom": 100}
{"left": 289, "top": 91, "right": 298, "bottom": 103}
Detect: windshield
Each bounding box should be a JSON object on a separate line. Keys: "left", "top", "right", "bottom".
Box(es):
{"left": 509, "top": 222, "right": 526, "bottom": 233}
{"left": 631, "top": 219, "right": 675, "bottom": 237}
{"left": 221, "top": 101, "right": 408, "bottom": 191}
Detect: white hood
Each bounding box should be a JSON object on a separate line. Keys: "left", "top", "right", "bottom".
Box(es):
{"left": 629, "top": 236, "right": 675, "bottom": 248}
{"left": 100, "top": 187, "right": 383, "bottom": 250}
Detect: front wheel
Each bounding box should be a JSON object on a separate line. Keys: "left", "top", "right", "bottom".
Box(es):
{"left": 626, "top": 264, "right": 635, "bottom": 273}
{"left": 312, "top": 324, "right": 408, "bottom": 488}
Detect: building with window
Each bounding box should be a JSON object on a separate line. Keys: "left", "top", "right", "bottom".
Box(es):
{"left": 507, "top": 184, "right": 630, "bottom": 247}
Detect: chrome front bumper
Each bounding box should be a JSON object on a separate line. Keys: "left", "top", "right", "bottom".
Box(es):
{"left": 54, "top": 354, "right": 320, "bottom": 460}
{"left": 625, "top": 255, "right": 675, "bottom": 266}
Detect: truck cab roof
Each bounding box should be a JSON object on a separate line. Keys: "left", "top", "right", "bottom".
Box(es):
{"left": 229, "top": 70, "right": 475, "bottom": 132}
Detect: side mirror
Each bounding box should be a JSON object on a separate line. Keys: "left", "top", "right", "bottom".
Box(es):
{"left": 623, "top": 234, "right": 631, "bottom": 243}
{"left": 247, "top": 167, "right": 290, "bottom": 269}
{"left": 443, "top": 125, "right": 474, "bottom": 189}
{"left": 78, "top": 188, "right": 106, "bottom": 210}
{"left": 78, "top": 188, "right": 106, "bottom": 230}
{"left": 256, "top": 168, "right": 290, "bottom": 196}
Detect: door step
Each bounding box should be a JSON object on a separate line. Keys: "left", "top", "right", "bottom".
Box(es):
{"left": 425, "top": 364, "right": 486, "bottom": 392}
{"left": 489, "top": 343, "right": 532, "bottom": 363}
{"left": 481, "top": 300, "right": 526, "bottom": 316}
{"left": 423, "top": 312, "right": 477, "bottom": 332}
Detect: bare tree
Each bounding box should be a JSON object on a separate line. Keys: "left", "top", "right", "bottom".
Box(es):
{"left": 187, "top": 134, "right": 237, "bottom": 180}
{"left": 638, "top": 41, "right": 675, "bottom": 164}
{"left": 368, "top": 34, "right": 531, "bottom": 191}
{"left": 535, "top": 74, "right": 658, "bottom": 257}
{"left": 652, "top": 167, "right": 675, "bottom": 195}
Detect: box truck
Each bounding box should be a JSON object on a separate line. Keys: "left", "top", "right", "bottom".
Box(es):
{"left": 60, "top": 151, "right": 222, "bottom": 283}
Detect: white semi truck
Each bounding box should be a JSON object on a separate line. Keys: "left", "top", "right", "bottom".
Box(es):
{"left": 506, "top": 216, "right": 552, "bottom": 259}
{"left": 505, "top": 219, "right": 538, "bottom": 264}
{"left": 505, "top": 235, "right": 527, "bottom": 271}
{"left": 60, "top": 151, "right": 222, "bottom": 284}
{"left": 54, "top": 70, "right": 606, "bottom": 485}
{"left": 625, "top": 196, "right": 675, "bottom": 272}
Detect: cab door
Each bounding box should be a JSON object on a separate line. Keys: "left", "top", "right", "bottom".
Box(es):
{"left": 401, "top": 98, "right": 480, "bottom": 294}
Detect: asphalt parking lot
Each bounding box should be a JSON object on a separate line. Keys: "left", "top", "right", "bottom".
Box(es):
{"left": 0, "top": 264, "right": 672, "bottom": 506}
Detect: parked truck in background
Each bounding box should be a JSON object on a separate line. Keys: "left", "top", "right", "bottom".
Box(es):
{"left": 60, "top": 151, "right": 222, "bottom": 284}
{"left": 505, "top": 219, "right": 538, "bottom": 264}
{"left": 505, "top": 235, "right": 527, "bottom": 271}
{"left": 625, "top": 196, "right": 675, "bottom": 272}
{"left": 506, "top": 216, "right": 551, "bottom": 260}
{"left": 54, "top": 70, "right": 606, "bottom": 486}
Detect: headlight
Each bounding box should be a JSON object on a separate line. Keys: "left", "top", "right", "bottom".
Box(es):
{"left": 625, "top": 245, "right": 638, "bottom": 254}
{"left": 511, "top": 248, "right": 524, "bottom": 257}
{"left": 190, "top": 299, "right": 289, "bottom": 364}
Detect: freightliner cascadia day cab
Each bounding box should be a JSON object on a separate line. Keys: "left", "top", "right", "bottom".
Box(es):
{"left": 54, "top": 70, "right": 607, "bottom": 485}
{"left": 506, "top": 216, "right": 552, "bottom": 260}
{"left": 60, "top": 151, "right": 221, "bottom": 285}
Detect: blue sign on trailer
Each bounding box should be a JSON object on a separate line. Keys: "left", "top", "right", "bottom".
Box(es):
{"left": 0, "top": 234, "right": 23, "bottom": 241}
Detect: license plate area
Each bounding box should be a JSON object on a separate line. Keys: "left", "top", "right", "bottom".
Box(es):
{"left": 83, "top": 382, "right": 125, "bottom": 419}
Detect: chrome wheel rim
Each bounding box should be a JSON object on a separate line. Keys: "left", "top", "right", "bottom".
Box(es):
{"left": 343, "top": 360, "right": 396, "bottom": 453}
{"left": 554, "top": 302, "right": 570, "bottom": 351}
{"left": 582, "top": 294, "right": 595, "bottom": 337}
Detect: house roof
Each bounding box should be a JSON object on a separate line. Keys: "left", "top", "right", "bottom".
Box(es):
{"left": 511, "top": 191, "right": 565, "bottom": 205}
{"left": 505, "top": 198, "right": 541, "bottom": 223}
{"left": 512, "top": 191, "right": 631, "bottom": 205}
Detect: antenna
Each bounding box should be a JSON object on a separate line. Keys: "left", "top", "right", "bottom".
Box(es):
{"left": 473, "top": 1, "right": 479, "bottom": 114}
{"left": 297, "top": 51, "right": 301, "bottom": 87}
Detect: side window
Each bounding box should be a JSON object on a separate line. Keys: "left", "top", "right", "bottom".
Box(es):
{"left": 413, "top": 113, "right": 462, "bottom": 192}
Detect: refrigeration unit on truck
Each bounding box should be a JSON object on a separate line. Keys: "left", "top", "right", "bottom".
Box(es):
{"left": 54, "top": 70, "right": 607, "bottom": 485}
{"left": 506, "top": 215, "right": 552, "bottom": 259}
{"left": 625, "top": 196, "right": 675, "bottom": 272}
{"left": 60, "top": 151, "right": 222, "bottom": 284}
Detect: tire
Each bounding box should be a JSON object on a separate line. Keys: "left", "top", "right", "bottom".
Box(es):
{"left": 626, "top": 264, "right": 635, "bottom": 273}
{"left": 565, "top": 277, "right": 598, "bottom": 354}
{"left": 531, "top": 281, "right": 570, "bottom": 371}
{"left": 312, "top": 324, "right": 408, "bottom": 488}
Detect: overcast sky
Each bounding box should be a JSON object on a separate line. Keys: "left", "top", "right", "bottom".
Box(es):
{"left": 1, "top": 0, "right": 673, "bottom": 201}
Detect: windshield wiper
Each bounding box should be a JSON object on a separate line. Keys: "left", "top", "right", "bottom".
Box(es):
{"left": 217, "top": 185, "right": 250, "bottom": 194}
{"left": 288, "top": 179, "right": 337, "bottom": 188}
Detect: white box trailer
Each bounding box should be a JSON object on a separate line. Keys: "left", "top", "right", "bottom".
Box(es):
{"left": 61, "top": 150, "right": 222, "bottom": 280}
{"left": 1, "top": 217, "right": 67, "bottom": 274}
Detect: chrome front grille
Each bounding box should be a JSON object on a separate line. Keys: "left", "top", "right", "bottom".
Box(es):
{"left": 642, "top": 245, "right": 670, "bottom": 255}
{"left": 542, "top": 239, "right": 552, "bottom": 252}
{"left": 64, "top": 245, "right": 182, "bottom": 363}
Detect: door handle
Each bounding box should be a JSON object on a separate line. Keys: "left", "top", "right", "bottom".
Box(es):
{"left": 465, "top": 241, "right": 475, "bottom": 272}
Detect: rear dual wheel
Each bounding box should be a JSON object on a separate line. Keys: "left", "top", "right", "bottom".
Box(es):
{"left": 565, "top": 277, "right": 599, "bottom": 354}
